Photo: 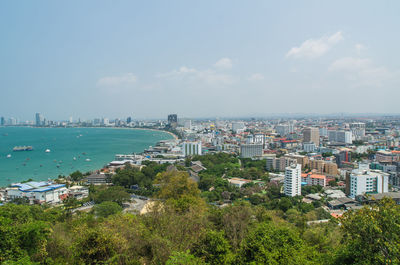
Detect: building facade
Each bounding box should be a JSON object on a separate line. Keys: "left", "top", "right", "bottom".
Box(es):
{"left": 284, "top": 164, "right": 302, "bottom": 197}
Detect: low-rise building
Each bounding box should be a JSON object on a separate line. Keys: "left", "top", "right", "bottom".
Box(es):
{"left": 301, "top": 173, "right": 327, "bottom": 187}
{"left": 6, "top": 181, "right": 68, "bottom": 204}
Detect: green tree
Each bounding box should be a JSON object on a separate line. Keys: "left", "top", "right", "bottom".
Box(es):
{"left": 90, "top": 186, "right": 130, "bottom": 206}
{"left": 239, "top": 222, "right": 316, "bottom": 264}
{"left": 334, "top": 198, "right": 400, "bottom": 264}
{"left": 70, "top": 170, "right": 84, "bottom": 181}
{"left": 193, "top": 230, "right": 233, "bottom": 265}
{"left": 155, "top": 171, "right": 205, "bottom": 212}
{"left": 93, "top": 201, "right": 122, "bottom": 218}
{"left": 167, "top": 250, "right": 205, "bottom": 265}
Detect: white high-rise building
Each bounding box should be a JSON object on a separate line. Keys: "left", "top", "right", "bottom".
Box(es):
{"left": 349, "top": 167, "right": 389, "bottom": 198}
{"left": 284, "top": 164, "right": 302, "bottom": 197}
{"left": 254, "top": 134, "right": 265, "bottom": 146}
{"left": 182, "top": 142, "right": 202, "bottom": 157}
{"left": 232, "top": 122, "right": 246, "bottom": 133}
{"left": 240, "top": 144, "right": 263, "bottom": 158}
{"left": 350, "top": 122, "right": 366, "bottom": 140}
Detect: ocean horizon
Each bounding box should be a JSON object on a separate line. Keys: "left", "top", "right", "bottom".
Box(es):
{"left": 0, "top": 127, "right": 173, "bottom": 187}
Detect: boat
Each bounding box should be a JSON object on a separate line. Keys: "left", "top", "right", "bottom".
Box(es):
{"left": 13, "top": 146, "right": 33, "bottom": 151}
{"left": 6, "top": 154, "right": 11, "bottom": 158}
{"left": 45, "top": 149, "right": 51, "bottom": 153}
{"left": 85, "top": 158, "right": 91, "bottom": 162}
{"left": 73, "top": 157, "right": 77, "bottom": 161}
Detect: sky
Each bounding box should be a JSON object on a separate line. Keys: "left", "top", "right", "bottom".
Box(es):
{"left": 1, "top": 0, "right": 400, "bottom": 121}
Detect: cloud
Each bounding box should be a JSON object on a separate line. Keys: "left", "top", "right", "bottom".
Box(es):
{"left": 97, "top": 73, "right": 137, "bottom": 86}
{"left": 355, "top": 43, "right": 366, "bottom": 54}
{"left": 214, "top": 57, "right": 233, "bottom": 69}
{"left": 286, "top": 31, "right": 343, "bottom": 59}
{"left": 157, "top": 65, "right": 235, "bottom": 86}
{"left": 248, "top": 73, "right": 265, "bottom": 81}
{"left": 329, "top": 57, "right": 394, "bottom": 87}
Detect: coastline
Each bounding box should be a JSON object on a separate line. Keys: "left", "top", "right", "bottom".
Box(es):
{"left": 8, "top": 125, "right": 179, "bottom": 141}
{"left": 0, "top": 127, "right": 177, "bottom": 187}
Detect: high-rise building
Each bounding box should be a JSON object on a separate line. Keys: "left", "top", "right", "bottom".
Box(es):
{"left": 0, "top": 116, "right": 5, "bottom": 126}
{"left": 8, "top": 117, "right": 17, "bottom": 125}
{"left": 348, "top": 166, "right": 389, "bottom": 198}
{"left": 303, "top": 127, "right": 320, "bottom": 146}
{"left": 240, "top": 144, "right": 263, "bottom": 158}
{"left": 350, "top": 122, "right": 366, "bottom": 140}
{"left": 319, "top": 127, "right": 328, "bottom": 137}
{"left": 328, "top": 130, "right": 352, "bottom": 144}
{"left": 168, "top": 114, "right": 178, "bottom": 128}
{"left": 168, "top": 114, "right": 178, "bottom": 124}
{"left": 232, "top": 122, "right": 245, "bottom": 133}
{"left": 284, "top": 164, "right": 302, "bottom": 197}
{"left": 182, "top": 141, "right": 202, "bottom": 157}
{"left": 126, "top": 117, "right": 132, "bottom": 124}
{"left": 35, "top": 113, "right": 44, "bottom": 126}
{"left": 275, "top": 124, "right": 290, "bottom": 136}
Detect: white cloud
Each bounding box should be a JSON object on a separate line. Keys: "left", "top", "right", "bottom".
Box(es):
{"left": 214, "top": 57, "right": 233, "bottom": 69}
{"left": 329, "top": 57, "right": 394, "bottom": 87}
{"left": 157, "top": 65, "right": 235, "bottom": 86}
{"left": 97, "top": 73, "right": 137, "bottom": 86}
{"left": 286, "top": 31, "right": 343, "bottom": 59}
{"left": 248, "top": 73, "right": 265, "bottom": 81}
{"left": 355, "top": 43, "right": 366, "bottom": 54}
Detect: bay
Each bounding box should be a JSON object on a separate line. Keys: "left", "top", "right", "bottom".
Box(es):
{"left": 0, "top": 127, "right": 173, "bottom": 186}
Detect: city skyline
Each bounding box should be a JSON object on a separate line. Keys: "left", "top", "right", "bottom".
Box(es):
{"left": 1, "top": 1, "right": 400, "bottom": 120}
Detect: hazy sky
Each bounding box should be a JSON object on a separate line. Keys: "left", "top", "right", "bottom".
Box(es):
{"left": 1, "top": 1, "right": 400, "bottom": 120}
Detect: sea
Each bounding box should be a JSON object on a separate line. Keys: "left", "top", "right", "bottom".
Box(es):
{"left": 0, "top": 127, "right": 173, "bottom": 187}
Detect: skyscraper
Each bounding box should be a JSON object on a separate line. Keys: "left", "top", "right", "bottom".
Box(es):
{"left": 35, "top": 113, "right": 44, "bottom": 126}
{"left": 0, "top": 116, "right": 5, "bottom": 126}
{"left": 126, "top": 117, "right": 132, "bottom": 124}
{"left": 303, "top": 127, "right": 320, "bottom": 146}
{"left": 168, "top": 114, "right": 178, "bottom": 128}
{"left": 284, "top": 164, "right": 302, "bottom": 197}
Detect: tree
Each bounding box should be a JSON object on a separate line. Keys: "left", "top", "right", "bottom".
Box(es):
{"left": 193, "top": 230, "right": 233, "bottom": 265}
{"left": 93, "top": 201, "right": 122, "bottom": 218}
{"left": 334, "top": 198, "right": 400, "bottom": 264}
{"left": 70, "top": 171, "right": 84, "bottom": 181}
{"left": 238, "top": 222, "right": 316, "bottom": 264}
{"left": 167, "top": 251, "right": 205, "bottom": 265}
{"left": 90, "top": 186, "right": 130, "bottom": 206}
{"left": 154, "top": 171, "right": 205, "bottom": 212}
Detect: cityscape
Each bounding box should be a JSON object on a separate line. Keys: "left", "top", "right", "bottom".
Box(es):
{"left": 1, "top": 0, "right": 400, "bottom": 264}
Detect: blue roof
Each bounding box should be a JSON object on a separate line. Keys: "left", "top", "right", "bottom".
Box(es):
{"left": 11, "top": 181, "right": 66, "bottom": 192}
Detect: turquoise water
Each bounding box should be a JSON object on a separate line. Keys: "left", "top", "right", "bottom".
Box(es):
{"left": 0, "top": 127, "right": 172, "bottom": 186}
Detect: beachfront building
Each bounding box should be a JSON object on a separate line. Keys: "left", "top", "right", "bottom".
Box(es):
{"left": 6, "top": 181, "right": 68, "bottom": 204}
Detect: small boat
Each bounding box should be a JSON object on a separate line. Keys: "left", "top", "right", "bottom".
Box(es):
{"left": 45, "top": 149, "right": 51, "bottom": 153}
{"left": 13, "top": 146, "right": 33, "bottom": 151}
{"left": 40, "top": 165, "right": 43, "bottom": 167}
{"left": 73, "top": 157, "right": 77, "bottom": 161}
{"left": 85, "top": 158, "right": 91, "bottom": 162}
{"left": 6, "top": 154, "right": 11, "bottom": 158}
